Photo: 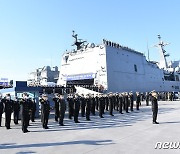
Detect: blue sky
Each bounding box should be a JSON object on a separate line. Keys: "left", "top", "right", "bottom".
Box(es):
{"left": 0, "top": 0, "right": 180, "bottom": 81}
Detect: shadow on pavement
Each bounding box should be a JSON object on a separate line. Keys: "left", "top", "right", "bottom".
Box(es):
{"left": 0, "top": 140, "right": 113, "bottom": 149}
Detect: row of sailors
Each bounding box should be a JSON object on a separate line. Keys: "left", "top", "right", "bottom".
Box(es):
{"left": 53, "top": 92, "right": 143, "bottom": 126}
{"left": 0, "top": 91, "right": 160, "bottom": 133}
{"left": 0, "top": 93, "right": 36, "bottom": 133}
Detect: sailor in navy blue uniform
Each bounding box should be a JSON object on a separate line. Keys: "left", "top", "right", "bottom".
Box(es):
{"left": 20, "top": 93, "right": 31, "bottom": 133}
{"left": 40, "top": 94, "right": 50, "bottom": 129}
{"left": 151, "top": 90, "right": 159, "bottom": 124}
{"left": 0, "top": 93, "right": 4, "bottom": 127}
{"left": 3, "top": 94, "right": 13, "bottom": 129}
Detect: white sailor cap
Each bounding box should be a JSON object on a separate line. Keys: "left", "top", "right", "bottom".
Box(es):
{"left": 42, "top": 94, "right": 48, "bottom": 97}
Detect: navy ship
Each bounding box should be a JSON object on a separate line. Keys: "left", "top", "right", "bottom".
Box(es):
{"left": 57, "top": 32, "right": 180, "bottom": 93}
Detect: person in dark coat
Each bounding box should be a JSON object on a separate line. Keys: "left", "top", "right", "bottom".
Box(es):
{"left": 85, "top": 94, "right": 91, "bottom": 121}
{"left": 52, "top": 94, "right": 60, "bottom": 122}
{"left": 109, "top": 93, "right": 114, "bottom": 116}
{"left": 102, "top": 94, "right": 105, "bottom": 114}
{"left": 98, "top": 94, "right": 104, "bottom": 118}
{"left": 27, "top": 97, "right": 33, "bottom": 126}
{"left": 124, "top": 92, "right": 129, "bottom": 113}
{"left": 74, "top": 94, "right": 80, "bottom": 123}
{"left": 30, "top": 98, "right": 36, "bottom": 122}
{"left": 3, "top": 94, "right": 13, "bottom": 129}
{"left": 13, "top": 97, "right": 20, "bottom": 124}
{"left": 118, "top": 93, "right": 123, "bottom": 114}
{"left": 20, "top": 93, "right": 31, "bottom": 133}
{"left": 151, "top": 90, "right": 159, "bottom": 124}
{"left": 40, "top": 94, "right": 51, "bottom": 129}
{"left": 95, "top": 94, "right": 99, "bottom": 111}
{"left": 58, "top": 94, "right": 66, "bottom": 126}
{"left": 0, "top": 93, "right": 4, "bottom": 127}
{"left": 80, "top": 94, "right": 85, "bottom": 117}
{"left": 105, "top": 94, "right": 109, "bottom": 111}
{"left": 67, "top": 94, "right": 74, "bottom": 119}
{"left": 129, "top": 92, "right": 134, "bottom": 111}
{"left": 145, "top": 92, "right": 150, "bottom": 106}
{"left": 115, "top": 93, "right": 119, "bottom": 111}
{"left": 90, "top": 94, "right": 96, "bottom": 116}
{"left": 136, "top": 92, "right": 141, "bottom": 110}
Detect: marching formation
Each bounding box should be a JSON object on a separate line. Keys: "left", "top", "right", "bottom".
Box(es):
{"left": 0, "top": 90, "right": 176, "bottom": 133}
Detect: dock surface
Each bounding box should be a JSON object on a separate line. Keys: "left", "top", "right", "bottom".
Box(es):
{"left": 0, "top": 101, "right": 180, "bottom": 154}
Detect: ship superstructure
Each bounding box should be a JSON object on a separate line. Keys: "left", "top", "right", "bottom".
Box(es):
{"left": 58, "top": 32, "right": 180, "bottom": 92}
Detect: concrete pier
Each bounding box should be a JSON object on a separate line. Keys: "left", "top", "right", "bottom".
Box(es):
{"left": 0, "top": 100, "right": 180, "bottom": 154}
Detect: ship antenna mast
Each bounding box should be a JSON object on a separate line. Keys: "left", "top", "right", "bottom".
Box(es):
{"left": 155, "top": 35, "right": 170, "bottom": 69}
{"left": 72, "top": 30, "right": 86, "bottom": 50}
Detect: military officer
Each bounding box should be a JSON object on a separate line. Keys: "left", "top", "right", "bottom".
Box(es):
{"left": 124, "top": 92, "right": 129, "bottom": 113}
{"left": 3, "top": 94, "right": 13, "bottom": 129}
{"left": 0, "top": 93, "right": 4, "bottom": 127}
{"left": 52, "top": 94, "right": 60, "bottom": 122}
{"left": 104, "top": 94, "right": 109, "bottom": 111}
{"left": 109, "top": 93, "right": 114, "bottom": 116}
{"left": 129, "top": 92, "right": 134, "bottom": 111}
{"left": 80, "top": 94, "right": 85, "bottom": 117}
{"left": 20, "top": 93, "right": 31, "bottom": 133}
{"left": 74, "top": 94, "right": 80, "bottom": 123}
{"left": 118, "top": 93, "right": 123, "bottom": 114}
{"left": 136, "top": 92, "right": 141, "bottom": 110}
{"left": 13, "top": 97, "right": 20, "bottom": 124}
{"left": 151, "top": 90, "right": 159, "bottom": 124}
{"left": 90, "top": 94, "right": 96, "bottom": 116}
{"left": 30, "top": 98, "right": 36, "bottom": 122}
{"left": 67, "top": 94, "right": 74, "bottom": 119}
{"left": 40, "top": 94, "right": 51, "bottom": 129}
{"left": 95, "top": 94, "right": 99, "bottom": 111}
{"left": 85, "top": 94, "right": 91, "bottom": 121}
{"left": 98, "top": 94, "right": 104, "bottom": 118}
{"left": 58, "top": 94, "right": 66, "bottom": 126}
{"left": 115, "top": 93, "right": 119, "bottom": 111}
{"left": 145, "top": 92, "right": 150, "bottom": 106}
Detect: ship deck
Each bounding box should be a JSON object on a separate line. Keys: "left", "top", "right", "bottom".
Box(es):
{"left": 0, "top": 100, "right": 180, "bottom": 154}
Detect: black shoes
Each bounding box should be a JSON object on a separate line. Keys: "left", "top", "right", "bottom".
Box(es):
{"left": 59, "top": 123, "right": 65, "bottom": 126}
{"left": 75, "top": 121, "right": 80, "bottom": 123}
{"left": 153, "top": 122, "right": 159, "bottom": 124}
{"left": 43, "top": 125, "right": 49, "bottom": 129}
{"left": 23, "top": 129, "right": 30, "bottom": 133}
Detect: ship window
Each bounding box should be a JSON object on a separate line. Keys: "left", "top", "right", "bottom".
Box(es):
{"left": 134, "top": 64, "right": 137, "bottom": 72}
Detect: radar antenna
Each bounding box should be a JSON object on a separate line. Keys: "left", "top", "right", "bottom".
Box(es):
{"left": 154, "top": 35, "right": 170, "bottom": 69}
{"left": 72, "top": 30, "right": 86, "bottom": 50}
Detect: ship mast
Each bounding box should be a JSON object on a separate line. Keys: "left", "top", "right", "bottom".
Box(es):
{"left": 72, "top": 30, "right": 86, "bottom": 50}
{"left": 154, "top": 35, "right": 170, "bottom": 69}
